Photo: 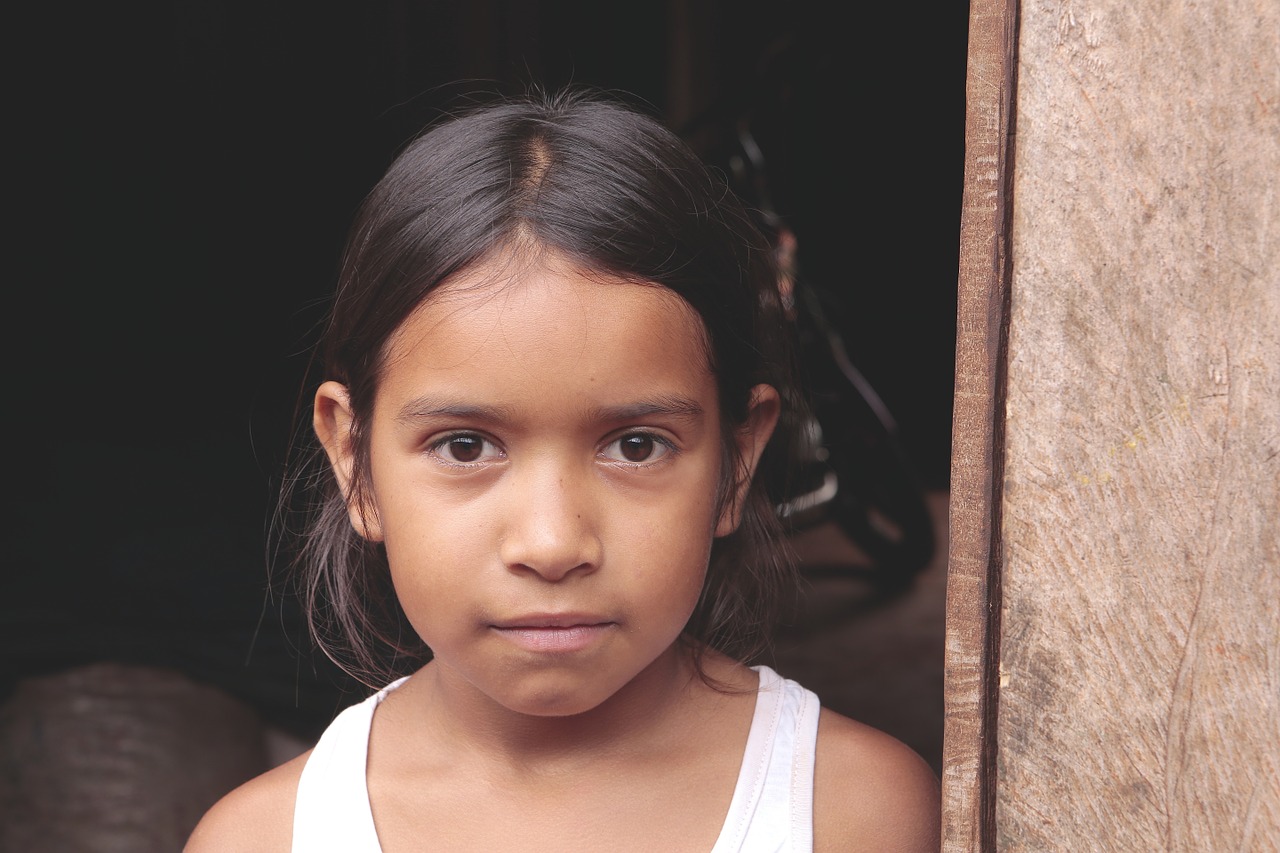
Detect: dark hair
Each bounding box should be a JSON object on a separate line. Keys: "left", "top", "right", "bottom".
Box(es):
{"left": 279, "top": 86, "right": 806, "bottom": 688}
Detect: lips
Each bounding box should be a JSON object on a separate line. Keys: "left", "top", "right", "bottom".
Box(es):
{"left": 490, "top": 614, "right": 616, "bottom": 653}
{"left": 493, "top": 613, "right": 611, "bottom": 629}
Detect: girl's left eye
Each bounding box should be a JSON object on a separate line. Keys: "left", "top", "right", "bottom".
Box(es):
{"left": 428, "top": 433, "right": 503, "bottom": 466}
{"left": 601, "top": 432, "right": 674, "bottom": 465}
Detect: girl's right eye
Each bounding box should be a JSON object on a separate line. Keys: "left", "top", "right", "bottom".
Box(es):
{"left": 427, "top": 433, "right": 503, "bottom": 466}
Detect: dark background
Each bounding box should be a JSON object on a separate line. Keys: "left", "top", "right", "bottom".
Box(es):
{"left": 8, "top": 1, "right": 968, "bottom": 741}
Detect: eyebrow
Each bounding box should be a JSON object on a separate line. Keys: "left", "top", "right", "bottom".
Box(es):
{"left": 394, "top": 395, "right": 705, "bottom": 425}
{"left": 587, "top": 396, "right": 706, "bottom": 423}
{"left": 395, "top": 398, "right": 516, "bottom": 425}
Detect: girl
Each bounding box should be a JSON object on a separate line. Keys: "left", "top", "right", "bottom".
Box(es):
{"left": 186, "top": 86, "right": 940, "bottom": 852}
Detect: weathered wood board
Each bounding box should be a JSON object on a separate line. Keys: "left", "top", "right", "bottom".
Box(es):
{"left": 942, "top": 0, "right": 1019, "bottom": 848}
{"left": 990, "top": 0, "right": 1280, "bottom": 850}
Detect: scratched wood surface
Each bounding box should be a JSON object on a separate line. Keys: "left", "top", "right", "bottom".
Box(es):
{"left": 994, "top": 0, "right": 1280, "bottom": 849}
{"left": 942, "top": 0, "right": 1018, "bottom": 849}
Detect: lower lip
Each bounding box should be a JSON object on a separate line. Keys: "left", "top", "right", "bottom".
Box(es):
{"left": 492, "top": 624, "right": 614, "bottom": 653}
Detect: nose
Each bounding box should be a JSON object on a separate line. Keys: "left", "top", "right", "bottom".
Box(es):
{"left": 498, "top": 457, "right": 602, "bottom": 581}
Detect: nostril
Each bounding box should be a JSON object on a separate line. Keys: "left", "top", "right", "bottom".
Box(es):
{"left": 496, "top": 468, "right": 603, "bottom": 578}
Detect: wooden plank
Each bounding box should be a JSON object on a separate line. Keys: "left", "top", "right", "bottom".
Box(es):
{"left": 942, "top": 0, "right": 1019, "bottom": 849}
{"left": 995, "top": 0, "right": 1280, "bottom": 848}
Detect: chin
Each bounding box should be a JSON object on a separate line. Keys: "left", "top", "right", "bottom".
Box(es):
{"left": 491, "top": 671, "right": 630, "bottom": 719}
{"left": 503, "top": 687, "right": 612, "bottom": 718}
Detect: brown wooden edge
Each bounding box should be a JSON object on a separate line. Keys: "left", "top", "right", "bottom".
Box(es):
{"left": 941, "top": 0, "right": 1019, "bottom": 850}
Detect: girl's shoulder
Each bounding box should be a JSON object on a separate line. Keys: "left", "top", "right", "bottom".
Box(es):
{"left": 813, "top": 707, "right": 941, "bottom": 852}
{"left": 183, "top": 748, "right": 311, "bottom": 853}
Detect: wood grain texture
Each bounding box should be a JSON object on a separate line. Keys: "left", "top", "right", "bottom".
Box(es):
{"left": 996, "top": 0, "right": 1280, "bottom": 849}
{"left": 942, "top": 0, "right": 1019, "bottom": 850}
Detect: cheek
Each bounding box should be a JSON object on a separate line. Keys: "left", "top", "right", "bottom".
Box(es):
{"left": 377, "top": 506, "right": 491, "bottom": 636}
{"left": 629, "top": 490, "right": 719, "bottom": 610}
{"left": 384, "top": 559, "right": 481, "bottom": 652}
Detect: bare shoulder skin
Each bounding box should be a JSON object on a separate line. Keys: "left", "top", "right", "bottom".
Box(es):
{"left": 183, "top": 749, "right": 311, "bottom": 853}
{"left": 813, "top": 709, "right": 942, "bottom": 853}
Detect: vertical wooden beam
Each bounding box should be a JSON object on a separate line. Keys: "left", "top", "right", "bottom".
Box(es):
{"left": 994, "top": 0, "right": 1279, "bottom": 848}
{"left": 943, "top": 0, "right": 1019, "bottom": 850}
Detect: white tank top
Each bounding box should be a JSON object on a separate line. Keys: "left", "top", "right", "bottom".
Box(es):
{"left": 291, "top": 664, "right": 820, "bottom": 852}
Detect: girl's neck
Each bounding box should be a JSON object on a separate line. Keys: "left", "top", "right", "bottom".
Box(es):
{"left": 363, "top": 648, "right": 762, "bottom": 853}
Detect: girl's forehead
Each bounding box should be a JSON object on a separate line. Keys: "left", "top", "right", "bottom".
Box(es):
{"left": 389, "top": 249, "right": 712, "bottom": 362}
{"left": 374, "top": 252, "right": 720, "bottom": 423}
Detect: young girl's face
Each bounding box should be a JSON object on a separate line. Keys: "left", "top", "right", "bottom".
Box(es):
{"left": 316, "top": 249, "right": 778, "bottom": 718}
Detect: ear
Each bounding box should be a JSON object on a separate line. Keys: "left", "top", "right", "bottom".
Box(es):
{"left": 715, "top": 384, "right": 781, "bottom": 537}
{"left": 313, "top": 380, "right": 383, "bottom": 541}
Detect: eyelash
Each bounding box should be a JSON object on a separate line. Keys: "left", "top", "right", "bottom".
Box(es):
{"left": 423, "top": 430, "right": 679, "bottom": 469}
{"left": 426, "top": 432, "right": 504, "bottom": 468}
{"left": 599, "top": 431, "right": 678, "bottom": 467}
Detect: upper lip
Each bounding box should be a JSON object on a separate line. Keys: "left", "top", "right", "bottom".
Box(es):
{"left": 491, "top": 613, "right": 613, "bottom": 629}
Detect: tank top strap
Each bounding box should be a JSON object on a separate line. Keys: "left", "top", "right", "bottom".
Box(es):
{"left": 711, "top": 664, "right": 821, "bottom": 852}
{"left": 291, "top": 678, "right": 408, "bottom": 852}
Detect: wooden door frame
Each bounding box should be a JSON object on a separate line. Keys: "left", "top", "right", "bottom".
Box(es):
{"left": 942, "top": 0, "right": 1018, "bottom": 849}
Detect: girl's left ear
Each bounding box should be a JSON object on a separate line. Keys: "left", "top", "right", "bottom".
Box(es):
{"left": 715, "top": 384, "right": 782, "bottom": 537}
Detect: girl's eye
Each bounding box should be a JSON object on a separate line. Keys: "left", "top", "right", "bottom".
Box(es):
{"left": 602, "top": 432, "right": 674, "bottom": 465}
{"left": 429, "top": 433, "right": 502, "bottom": 466}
